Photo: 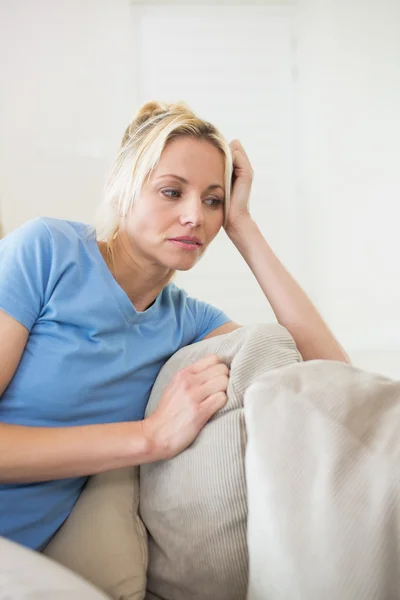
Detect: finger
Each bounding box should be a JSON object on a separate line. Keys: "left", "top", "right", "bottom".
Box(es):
{"left": 230, "top": 139, "right": 252, "bottom": 168}
{"left": 188, "top": 354, "right": 222, "bottom": 374}
{"left": 232, "top": 148, "right": 252, "bottom": 173}
{"left": 195, "top": 363, "right": 229, "bottom": 386}
{"left": 230, "top": 139, "right": 249, "bottom": 158}
{"left": 199, "top": 374, "right": 229, "bottom": 399}
{"left": 229, "top": 138, "right": 241, "bottom": 150}
{"left": 199, "top": 391, "right": 227, "bottom": 421}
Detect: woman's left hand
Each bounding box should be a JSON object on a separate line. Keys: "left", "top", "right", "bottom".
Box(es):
{"left": 224, "top": 139, "right": 254, "bottom": 236}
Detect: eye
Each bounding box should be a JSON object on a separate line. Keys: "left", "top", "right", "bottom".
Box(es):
{"left": 204, "top": 197, "right": 224, "bottom": 208}
{"left": 162, "top": 188, "right": 182, "bottom": 199}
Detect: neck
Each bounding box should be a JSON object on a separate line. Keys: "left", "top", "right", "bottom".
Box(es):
{"left": 98, "top": 233, "right": 173, "bottom": 311}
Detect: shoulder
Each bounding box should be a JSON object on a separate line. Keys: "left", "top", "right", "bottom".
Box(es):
{"left": 1, "top": 217, "right": 50, "bottom": 246}
{"left": 29, "top": 218, "right": 95, "bottom": 262}
{"left": 0, "top": 217, "right": 94, "bottom": 276}
{"left": 164, "top": 283, "right": 232, "bottom": 342}
{"left": 164, "top": 283, "right": 215, "bottom": 312}
{"left": 0, "top": 218, "right": 53, "bottom": 267}
{"left": 162, "top": 283, "right": 198, "bottom": 314}
{"left": 1, "top": 217, "right": 90, "bottom": 249}
{"left": 38, "top": 217, "right": 92, "bottom": 245}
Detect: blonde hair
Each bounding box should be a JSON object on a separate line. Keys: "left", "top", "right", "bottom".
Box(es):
{"left": 94, "top": 101, "right": 232, "bottom": 244}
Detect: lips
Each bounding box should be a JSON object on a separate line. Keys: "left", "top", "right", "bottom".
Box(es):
{"left": 168, "top": 236, "right": 203, "bottom": 246}
{"left": 167, "top": 236, "right": 204, "bottom": 251}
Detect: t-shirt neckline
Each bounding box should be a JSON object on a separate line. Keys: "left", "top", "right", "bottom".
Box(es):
{"left": 90, "top": 235, "right": 165, "bottom": 325}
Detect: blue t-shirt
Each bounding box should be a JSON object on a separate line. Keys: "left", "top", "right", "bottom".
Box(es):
{"left": 0, "top": 217, "right": 230, "bottom": 551}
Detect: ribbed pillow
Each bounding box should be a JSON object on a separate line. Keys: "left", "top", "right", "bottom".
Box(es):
{"left": 139, "top": 323, "right": 302, "bottom": 600}
{"left": 44, "top": 466, "right": 147, "bottom": 600}
{"left": 245, "top": 360, "right": 400, "bottom": 600}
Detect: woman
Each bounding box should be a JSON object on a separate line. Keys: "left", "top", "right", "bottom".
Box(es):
{"left": 0, "top": 101, "right": 349, "bottom": 552}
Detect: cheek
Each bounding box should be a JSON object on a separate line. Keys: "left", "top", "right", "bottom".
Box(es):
{"left": 127, "top": 206, "right": 172, "bottom": 243}
{"left": 206, "top": 213, "right": 224, "bottom": 240}
{"left": 128, "top": 203, "right": 157, "bottom": 229}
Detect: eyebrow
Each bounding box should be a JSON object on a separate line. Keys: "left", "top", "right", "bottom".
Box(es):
{"left": 156, "top": 173, "right": 224, "bottom": 192}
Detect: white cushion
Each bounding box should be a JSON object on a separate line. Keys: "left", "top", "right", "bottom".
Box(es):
{"left": 1, "top": 535, "right": 111, "bottom": 599}
{"left": 244, "top": 360, "right": 400, "bottom": 600}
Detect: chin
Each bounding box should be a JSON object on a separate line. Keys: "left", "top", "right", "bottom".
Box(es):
{"left": 171, "top": 258, "right": 199, "bottom": 271}
{"left": 174, "top": 263, "right": 196, "bottom": 272}
{"left": 162, "top": 254, "right": 201, "bottom": 272}
{"left": 159, "top": 247, "right": 204, "bottom": 271}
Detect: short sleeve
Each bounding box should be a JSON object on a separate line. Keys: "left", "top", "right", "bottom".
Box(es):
{"left": 0, "top": 218, "right": 52, "bottom": 331}
{"left": 186, "top": 295, "right": 231, "bottom": 343}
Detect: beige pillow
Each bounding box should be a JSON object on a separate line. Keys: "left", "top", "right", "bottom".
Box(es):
{"left": 244, "top": 359, "right": 400, "bottom": 600}
{"left": 44, "top": 466, "right": 147, "bottom": 600}
{"left": 140, "top": 323, "right": 302, "bottom": 600}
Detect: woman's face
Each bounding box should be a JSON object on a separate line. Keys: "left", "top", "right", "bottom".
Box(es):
{"left": 122, "top": 136, "right": 226, "bottom": 272}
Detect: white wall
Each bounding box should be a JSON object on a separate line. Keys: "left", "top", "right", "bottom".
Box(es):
{"left": 1, "top": 0, "right": 400, "bottom": 377}
{"left": 295, "top": 0, "right": 400, "bottom": 374}
{"left": 0, "top": 0, "right": 138, "bottom": 230}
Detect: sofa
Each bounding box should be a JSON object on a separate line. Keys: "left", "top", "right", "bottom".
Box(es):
{"left": 5, "top": 323, "right": 400, "bottom": 600}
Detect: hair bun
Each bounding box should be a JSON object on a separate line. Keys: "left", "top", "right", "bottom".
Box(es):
{"left": 121, "top": 100, "right": 195, "bottom": 146}
{"left": 134, "top": 101, "right": 169, "bottom": 125}
{"left": 122, "top": 101, "right": 168, "bottom": 145}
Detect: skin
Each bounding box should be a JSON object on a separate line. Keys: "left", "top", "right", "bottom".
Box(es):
{"left": 98, "top": 136, "right": 226, "bottom": 312}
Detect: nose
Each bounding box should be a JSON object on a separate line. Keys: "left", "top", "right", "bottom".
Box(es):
{"left": 179, "top": 196, "right": 204, "bottom": 227}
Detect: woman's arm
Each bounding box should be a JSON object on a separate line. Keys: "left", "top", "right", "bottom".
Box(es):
{"left": 226, "top": 218, "right": 349, "bottom": 362}
{"left": 0, "top": 310, "right": 152, "bottom": 482}
{"left": 0, "top": 421, "right": 153, "bottom": 483}
{"left": 0, "top": 311, "right": 228, "bottom": 483}
{"left": 224, "top": 140, "right": 350, "bottom": 363}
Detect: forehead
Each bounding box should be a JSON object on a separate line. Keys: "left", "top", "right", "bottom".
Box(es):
{"left": 154, "top": 137, "right": 225, "bottom": 181}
